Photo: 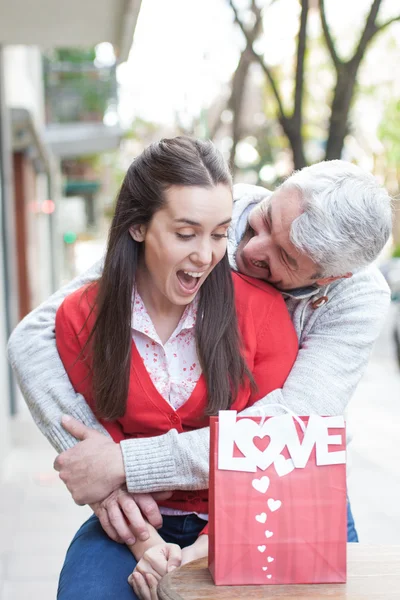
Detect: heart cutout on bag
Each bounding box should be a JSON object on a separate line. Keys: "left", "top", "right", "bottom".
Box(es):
{"left": 253, "top": 435, "right": 271, "bottom": 453}
{"left": 234, "top": 419, "right": 284, "bottom": 471}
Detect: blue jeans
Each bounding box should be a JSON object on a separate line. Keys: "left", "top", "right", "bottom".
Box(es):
{"left": 347, "top": 500, "right": 359, "bottom": 542}
{"left": 57, "top": 513, "right": 207, "bottom": 600}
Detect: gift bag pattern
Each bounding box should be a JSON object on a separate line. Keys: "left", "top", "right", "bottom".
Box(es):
{"left": 209, "top": 413, "right": 347, "bottom": 586}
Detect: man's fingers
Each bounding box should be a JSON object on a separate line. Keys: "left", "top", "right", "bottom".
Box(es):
{"left": 152, "top": 491, "right": 173, "bottom": 502}
{"left": 95, "top": 507, "right": 124, "bottom": 543}
{"left": 134, "top": 493, "right": 163, "bottom": 530}
{"left": 61, "top": 415, "right": 93, "bottom": 440}
{"left": 120, "top": 496, "right": 150, "bottom": 541}
{"left": 166, "top": 544, "right": 182, "bottom": 572}
{"left": 107, "top": 503, "right": 136, "bottom": 545}
{"left": 53, "top": 454, "right": 61, "bottom": 472}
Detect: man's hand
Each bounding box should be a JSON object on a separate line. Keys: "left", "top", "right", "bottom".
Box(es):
{"left": 53, "top": 415, "right": 125, "bottom": 505}
{"left": 128, "top": 543, "right": 182, "bottom": 600}
{"left": 91, "top": 488, "right": 172, "bottom": 545}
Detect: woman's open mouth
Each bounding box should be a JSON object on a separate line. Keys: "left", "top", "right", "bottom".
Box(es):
{"left": 176, "top": 270, "right": 205, "bottom": 295}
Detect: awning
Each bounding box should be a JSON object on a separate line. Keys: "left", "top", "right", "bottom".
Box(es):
{"left": 44, "top": 122, "right": 123, "bottom": 157}
{"left": 11, "top": 107, "right": 53, "bottom": 173}
{"left": 0, "top": 0, "right": 142, "bottom": 62}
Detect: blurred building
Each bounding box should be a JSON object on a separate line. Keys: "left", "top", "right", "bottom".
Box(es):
{"left": 0, "top": 0, "right": 142, "bottom": 473}
{"left": 44, "top": 48, "right": 122, "bottom": 231}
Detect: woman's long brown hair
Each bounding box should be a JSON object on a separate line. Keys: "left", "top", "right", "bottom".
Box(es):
{"left": 84, "top": 136, "right": 253, "bottom": 420}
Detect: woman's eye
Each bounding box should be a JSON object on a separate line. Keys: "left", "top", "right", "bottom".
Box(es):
{"left": 212, "top": 233, "right": 228, "bottom": 240}
{"left": 176, "top": 233, "right": 195, "bottom": 240}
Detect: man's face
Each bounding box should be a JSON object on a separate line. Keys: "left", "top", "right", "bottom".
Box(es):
{"left": 235, "top": 187, "right": 321, "bottom": 291}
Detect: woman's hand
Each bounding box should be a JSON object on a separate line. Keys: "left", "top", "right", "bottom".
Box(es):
{"left": 129, "top": 572, "right": 159, "bottom": 600}
{"left": 128, "top": 543, "right": 182, "bottom": 600}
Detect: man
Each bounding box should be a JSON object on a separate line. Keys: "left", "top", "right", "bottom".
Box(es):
{"left": 8, "top": 159, "right": 391, "bottom": 549}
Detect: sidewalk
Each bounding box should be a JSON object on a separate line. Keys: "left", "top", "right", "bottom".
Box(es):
{"left": 346, "top": 305, "right": 400, "bottom": 543}
{"left": 0, "top": 411, "right": 91, "bottom": 600}
{"left": 0, "top": 309, "right": 399, "bottom": 599}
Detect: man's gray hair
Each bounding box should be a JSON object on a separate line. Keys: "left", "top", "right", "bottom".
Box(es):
{"left": 281, "top": 160, "right": 393, "bottom": 277}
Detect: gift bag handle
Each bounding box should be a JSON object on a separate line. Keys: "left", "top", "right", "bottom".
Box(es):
{"left": 253, "top": 403, "right": 307, "bottom": 432}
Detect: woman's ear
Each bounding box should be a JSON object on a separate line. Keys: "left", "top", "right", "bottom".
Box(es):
{"left": 129, "top": 224, "right": 146, "bottom": 242}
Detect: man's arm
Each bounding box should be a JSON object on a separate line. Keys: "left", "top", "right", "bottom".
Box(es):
{"left": 258, "top": 269, "right": 391, "bottom": 416}
{"left": 119, "top": 269, "right": 390, "bottom": 493}
{"left": 7, "top": 260, "right": 109, "bottom": 453}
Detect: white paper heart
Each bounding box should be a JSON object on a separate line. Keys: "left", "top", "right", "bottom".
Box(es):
{"left": 251, "top": 476, "right": 270, "bottom": 494}
{"left": 262, "top": 567, "right": 268, "bottom": 571}
{"left": 267, "top": 556, "right": 274, "bottom": 563}
{"left": 257, "top": 545, "right": 266, "bottom": 553}
{"left": 265, "top": 530, "right": 273, "bottom": 538}
{"left": 274, "top": 453, "right": 295, "bottom": 477}
{"left": 255, "top": 512, "right": 267, "bottom": 523}
{"left": 267, "top": 574, "right": 272, "bottom": 579}
{"left": 267, "top": 498, "right": 282, "bottom": 512}
{"left": 235, "top": 419, "right": 285, "bottom": 471}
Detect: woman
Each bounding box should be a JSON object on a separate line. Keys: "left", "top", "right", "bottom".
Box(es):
{"left": 55, "top": 136, "right": 298, "bottom": 599}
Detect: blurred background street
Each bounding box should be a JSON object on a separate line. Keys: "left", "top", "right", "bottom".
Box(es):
{"left": 1, "top": 0, "right": 400, "bottom": 597}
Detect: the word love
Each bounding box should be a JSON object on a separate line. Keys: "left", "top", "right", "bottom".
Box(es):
{"left": 218, "top": 412, "right": 345, "bottom": 474}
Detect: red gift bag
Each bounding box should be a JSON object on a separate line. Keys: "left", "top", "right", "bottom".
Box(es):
{"left": 208, "top": 412, "right": 347, "bottom": 586}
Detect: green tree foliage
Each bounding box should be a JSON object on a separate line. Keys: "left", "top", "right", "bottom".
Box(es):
{"left": 379, "top": 99, "right": 400, "bottom": 168}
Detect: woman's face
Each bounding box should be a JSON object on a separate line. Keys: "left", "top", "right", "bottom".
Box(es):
{"left": 132, "top": 184, "right": 232, "bottom": 307}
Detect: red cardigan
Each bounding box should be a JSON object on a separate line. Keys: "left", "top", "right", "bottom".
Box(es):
{"left": 55, "top": 272, "right": 298, "bottom": 515}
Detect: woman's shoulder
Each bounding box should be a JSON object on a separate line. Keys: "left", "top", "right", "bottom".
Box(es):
{"left": 232, "top": 271, "right": 289, "bottom": 324}
{"left": 232, "top": 273, "right": 293, "bottom": 343}
{"left": 57, "top": 282, "right": 98, "bottom": 323}
{"left": 232, "top": 272, "right": 283, "bottom": 303}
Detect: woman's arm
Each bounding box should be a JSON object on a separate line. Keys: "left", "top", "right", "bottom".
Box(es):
{"left": 129, "top": 532, "right": 207, "bottom": 599}
{"left": 181, "top": 534, "right": 208, "bottom": 565}
{"left": 129, "top": 529, "right": 184, "bottom": 599}
{"left": 128, "top": 523, "right": 165, "bottom": 561}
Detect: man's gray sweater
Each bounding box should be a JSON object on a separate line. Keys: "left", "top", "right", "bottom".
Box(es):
{"left": 7, "top": 184, "right": 391, "bottom": 493}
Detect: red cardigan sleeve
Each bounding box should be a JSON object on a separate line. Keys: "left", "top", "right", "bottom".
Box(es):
{"left": 232, "top": 273, "right": 298, "bottom": 406}
{"left": 249, "top": 291, "right": 298, "bottom": 405}
{"left": 55, "top": 290, "right": 93, "bottom": 404}
{"left": 55, "top": 287, "right": 125, "bottom": 442}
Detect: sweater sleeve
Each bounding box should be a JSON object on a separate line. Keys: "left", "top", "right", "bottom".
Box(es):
{"left": 121, "top": 272, "right": 390, "bottom": 493}
{"left": 242, "top": 270, "right": 391, "bottom": 417}
{"left": 7, "top": 260, "right": 110, "bottom": 453}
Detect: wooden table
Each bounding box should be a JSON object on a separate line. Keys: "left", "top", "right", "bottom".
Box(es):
{"left": 158, "top": 545, "right": 400, "bottom": 599}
